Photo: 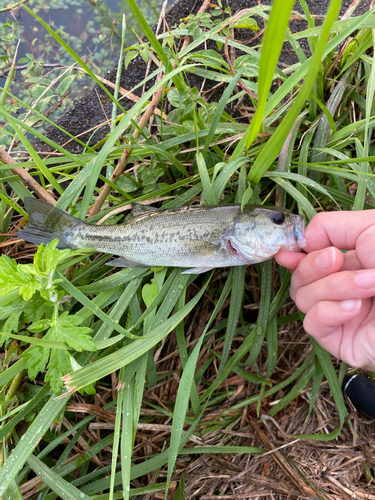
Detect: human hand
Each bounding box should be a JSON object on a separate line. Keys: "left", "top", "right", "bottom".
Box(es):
{"left": 276, "top": 210, "right": 375, "bottom": 370}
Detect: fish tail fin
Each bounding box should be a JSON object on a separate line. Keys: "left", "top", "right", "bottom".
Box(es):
{"left": 17, "top": 197, "right": 84, "bottom": 249}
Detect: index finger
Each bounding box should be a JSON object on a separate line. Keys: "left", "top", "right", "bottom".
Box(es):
{"left": 305, "top": 210, "right": 375, "bottom": 253}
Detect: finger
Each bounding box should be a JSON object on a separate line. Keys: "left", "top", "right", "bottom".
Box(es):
{"left": 275, "top": 250, "right": 306, "bottom": 271}
{"left": 304, "top": 298, "right": 374, "bottom": 368}
{"left": 341, "top": 250, "right": 363, "bottom": 271}
{"left": 304, "top": 298, "right": 363, "bottom": 342}
{"left": 290, "top": 246, "right": 344, "bottom": 300}
{"left": 280, "top": 248, "right": 362, "bottom": 276}
{"left": 304, "top": 210, "right": 375, "bottom": 257}
{"left": 295, "top": 268, "right": 375, "bottom": 313}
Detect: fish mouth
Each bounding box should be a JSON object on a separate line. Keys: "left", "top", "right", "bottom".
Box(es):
{"left": 294, "top": 221, "right": 307, "bottom": 248}
{"left": 281, "top": 215, "right": 306, "bottom": 251}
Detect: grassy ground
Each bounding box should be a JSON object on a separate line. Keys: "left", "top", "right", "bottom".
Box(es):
{"left": 1, "top": 0, "right": 375, "bottom": 498}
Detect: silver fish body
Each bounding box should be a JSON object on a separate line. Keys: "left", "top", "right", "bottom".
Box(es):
{"left": 17, "top": 199, "right": 306, "bottom": 274}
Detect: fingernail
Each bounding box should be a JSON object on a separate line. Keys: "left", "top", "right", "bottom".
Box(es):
{"left": 341, "top": 299, "right": 362, "bottom": 312}
{"left": 316, "top": 247, "right": 336, "bottom": 270}
{"left": 355, "top": 270, "right": 375, "bottom": 289}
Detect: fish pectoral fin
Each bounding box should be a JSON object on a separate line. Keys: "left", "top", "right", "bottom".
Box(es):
{"left": 181, "top": 267, "right": 213, "bottom": 275}
{"left": 107, "top": 257, "right": 148, "bottom": 268}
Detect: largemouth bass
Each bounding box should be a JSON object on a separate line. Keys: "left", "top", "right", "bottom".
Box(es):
{"left": 17, "top": 198, "right": 306, "bottom": 274}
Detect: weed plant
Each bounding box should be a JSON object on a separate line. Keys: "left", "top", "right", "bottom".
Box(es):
{"left": 0, "top": 0, "right": 375, "bottom": 497}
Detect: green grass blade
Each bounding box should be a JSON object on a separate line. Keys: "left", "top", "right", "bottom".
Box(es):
{"left": 125, "top": 0, "right": 185, "bottom": 93}
{"left": 174, "top": 290, "right": 201, "bottom": 418}
{"left": 0, "top": 395, "right": 69, "bottom": 496}
{"left": 217, "top": 266, "right": 245, "bottom": 376}
{"left": 265, "top": 171, "right": 338, "bottom": 205}
{"left": 111, "top": 14, "right": 126, "bottom": 133}
{"left": 248, "top": 0, "right": 342, "bottom": 184}
{"left": 196, "top": 152, "right": 217, "bottom": 205}
{"left": 268, "top": 361, "right": 317, "bottom": 415}
{"left": 0, "top": 189, "right": 27, "bottom": 217}
{"left": 56, "top": 271, "right": 140, "bottom": 340}
{"left": 0, "top": 332, "right": 73, "bottom": 350}
{"left": 166, "top": 326, "right": 207, "bottom": 496}
{"left": 0, "top": 384, "right": 50, "bottom": 440}
{"left": 146, "top": 272, "right": 191, "bottom": 332}
{"left": 244, "top": 0, "right": 296, "bottom": 149}
{"left": 0, "top": 359, "right": 26, "bottom": 390}
{"left": 306, "top": 362, "right": 324, "bottom": 422}
{"left": 80, "top": 63, "right": 195, "bottom": 218}
{"left": 1, "top": 110, "right": 63, "bottom": 194}
{"left": 78, "top": 268, "right": 148, "bottom": 294}
{"left": 77, "top": 278, "right": 143, "bottom": 367}
{"left": 353, "top": 139, "right": 366, "bottom": 211}
{"left": 62, "top": 273, "right": 211, "bottom": 393}
{"left": 120, "top": 376, "right": 134, "bottom": 500}
{"left": 27, "top": 454, "right": 92, "bottom": 500}
{"left": 247, "top": 260, "right": 273, "bottom": 366}
{"left": 265, "top": 316, "right": 278, "bottom": 378}
{"left": 213, "top": 158, "right": 248, "bottom": 201}
{"left": 202, "top": 69, "right": 244, "bottom": 158}
{"left": 293, "top": 337, "right": 348, "bottom": 440}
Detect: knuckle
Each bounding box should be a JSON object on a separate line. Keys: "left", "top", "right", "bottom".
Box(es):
{"left": 294, "top": 288, "right": 309, "bottom": 313}
{"left": 303, "top": 313, "right": 314, "bottom": 336}
{"left": 290, "top": 261, "right": 312, "bottom": 300}
{"left": 303, "top": 302, "right": 325, "bottom": 336}
{"left": 313, "top": 211, "right": 326, "bottom": 225}
{"left": 307, "top": 212, "right": 325, "bottom": 233}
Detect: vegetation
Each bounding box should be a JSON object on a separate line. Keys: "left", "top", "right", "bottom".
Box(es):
{"left": 0, "top": 0, "right": 164, "bottom": 135}
{"left": 0, "top": 0, "right": 375, "bottom": 498}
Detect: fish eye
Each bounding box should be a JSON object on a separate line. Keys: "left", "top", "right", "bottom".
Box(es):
{"left": 272, "top": 211, "right": 285, "bottom": 225}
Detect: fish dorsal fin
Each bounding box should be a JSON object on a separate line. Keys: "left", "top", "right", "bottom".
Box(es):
{"left": 131, "top": 203, "right": 158, "bottom": 217}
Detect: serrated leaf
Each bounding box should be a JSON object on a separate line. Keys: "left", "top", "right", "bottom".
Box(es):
{"left": 28, "top": 319, "right": 51, "bottom": 333}
{"left": 2, "top": 312, "right": 21, "bottom": 334}
{"left": 45, "top": 349, "right": 71, "bottom": 393}
{"left": 23, "top": 345, "right": 50, "bottom": 380}
{"left": 140, "top": 47, "right": 150, "bottom": 63}
{"left": 0, "top": 312, "right": 21, "bottom": 348}
{"left": 22, "top": 296, "right": 54, "bottom": 323}
{"left": 32, "top": 239, "right": 71, "bottom": 277}
{"left": 0, "top": 255, "right": 38, "bottom": 300}
{"left": 49, "top": 312, "right": 95, "bottom": 352}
